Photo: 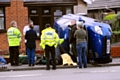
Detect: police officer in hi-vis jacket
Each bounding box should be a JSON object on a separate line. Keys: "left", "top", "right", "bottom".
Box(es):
{"left": 7, "top": 21, "right": 22, "bottom": 66}
{"left": 40, "top": 23, "right": 59, "bottom": 70}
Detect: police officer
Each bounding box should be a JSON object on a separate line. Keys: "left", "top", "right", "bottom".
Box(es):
{"left": 7, "top": 21, "right": 22, "bottom": 66}
{"left": 40, "top": 24, "right": 59, "bottom": 70}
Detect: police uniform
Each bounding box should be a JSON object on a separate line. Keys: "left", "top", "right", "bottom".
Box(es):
{"left": 40, "top": 24, "right": 59, "bottom": 70}
{"left": 7, "top": 27, "right": 22, "bottom": 66}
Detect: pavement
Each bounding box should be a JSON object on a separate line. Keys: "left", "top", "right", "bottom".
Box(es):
{"left": 0, "top": 58, "right": 120, "bottom": 71}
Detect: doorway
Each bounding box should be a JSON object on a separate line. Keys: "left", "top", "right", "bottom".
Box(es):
{"left": 42, "top": 17, "right": 51, "bottom": 29}
{"left": 41, "top": 7, "right": 52, "bottom": 30}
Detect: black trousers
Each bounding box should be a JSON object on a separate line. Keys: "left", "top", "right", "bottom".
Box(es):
{"left": 25, "top": 43, "right": 27, "bottom": 55}
{"left": 71, "top": 42, "right": 77, "bottom": 62}
{"left": 9, "top": 46, "right": 19, "bottom": 65}
{"left": 45, "top": 45, "right": 56, "bottom": 69}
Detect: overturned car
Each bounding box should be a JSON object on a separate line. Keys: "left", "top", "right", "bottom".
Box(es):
{"left": 54, "top": 14, "right": 112, "bottom": 64}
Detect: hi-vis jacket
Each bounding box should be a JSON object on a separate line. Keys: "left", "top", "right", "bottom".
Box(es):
{"left": 7, "top": 27, "right": 22, "bottom": 46}
{"left": 40, "top": 27, "right": 59, "bottom": 49}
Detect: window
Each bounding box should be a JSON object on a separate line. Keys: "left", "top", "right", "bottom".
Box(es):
{"left": 53, "top": 7, "right": 63, "bottom": 21}
{"left": 42, "top": 7, "right": 51, "bottom": 15}
{"left": 29, "top": 7, "right": 39, "bottom": 16}
{"left": 28, "top": 7, "right": 40, "bottom": 38}
{"left": 53, "top": 7, "right": 73, "bottom": 21}
{"left": 29, "top": 16, "right": 40, "bottom": 38}
{"left": 66, "top": 7, "right": 72, "bottom": 14}
{"left": 0, "top": 7, "right": 5, "bottom": 32}
{"left": 28, "top": 6, "right": 73, "bottom": 36}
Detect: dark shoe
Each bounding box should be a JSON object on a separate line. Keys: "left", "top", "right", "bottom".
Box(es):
{"left": 46, "top": 68, "right": 50, "bottom": 70}
{"left": 11, "top": 63, "right": 15, "bottom": 66}
{"left": 84, "top": 65, "right": 87, "bottom": 68}
{"left": 79, "top": 67, "right": 82, "bottom": 69}
{"left": 29, "top": 64, "right": 31, "bottom": 66}
{"left": 32, "top": 64, "right": 35, "bottom": 66}
{"left": 11, "top": 64, "right": 15, "bottom": 66}
{"left": 52, "top": 66, "right": 56, "bottom": 70}
{"left": 84, "top": 66, "right": 87, "bottom": 68}
{"left": 52, "top": 68, "right": 56, "bottom": 70}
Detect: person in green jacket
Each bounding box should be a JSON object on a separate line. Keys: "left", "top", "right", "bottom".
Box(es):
{"left": 7, "top": 21, "right": 22, "bottom": 66}
{"left": 40, "top": 23, "right": 59, "bottom": 70}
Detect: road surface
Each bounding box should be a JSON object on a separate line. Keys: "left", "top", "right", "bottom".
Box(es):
{"left": 0, "top": 66, "right": 120, "bottom": 80}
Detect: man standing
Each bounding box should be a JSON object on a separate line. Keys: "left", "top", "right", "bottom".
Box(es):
{"left": 23, "top": 20, "right": 33, "bottom": 36}
{"left": 69, "top": 20, "right": 77, "bottom": 62}
{"left": 25, "top": 24, "right": 37, "bottom": 66}
{"left": 23, "top": 20, "right": 33, "bottom": 55}
{"left": 7, "top": 21, "right": 22, "bottom": 66}
{"left": 40, "top": 24, "right": 59, "bottom": 70}
{"left": 74, "top": 22, "right": 87, "bottom": 68}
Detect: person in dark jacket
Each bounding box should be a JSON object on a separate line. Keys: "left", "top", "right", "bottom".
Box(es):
{"left": 23, "top": 20, "right": 33, "bottom": 55}
{"left": 25, "top": 24, "right": 37, "bottom": 66}
{"left": 69, "top": 20, "right": 77, "bottom": 62}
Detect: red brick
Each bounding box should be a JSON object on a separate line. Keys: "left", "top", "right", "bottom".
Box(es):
{"left": 111, "top": 46, "right": 120, "bottom": 57}
{"left": 0, "top": 0, "right": 28, "bottom": 54}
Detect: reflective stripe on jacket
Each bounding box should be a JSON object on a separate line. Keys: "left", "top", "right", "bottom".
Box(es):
{"left": 40, "top": 27, "right": 59, "bottom": 49}
{"left": 7, "top": 27, "right": 22, "bottom": 46}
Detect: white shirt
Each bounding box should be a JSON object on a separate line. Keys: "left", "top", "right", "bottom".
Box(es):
{"left": 23, "top": 25, "right": 30, "bottom": 43}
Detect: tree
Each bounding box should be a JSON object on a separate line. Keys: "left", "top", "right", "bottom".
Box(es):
{"left": 111, "top": 12, "right": 120, "bottom": 43}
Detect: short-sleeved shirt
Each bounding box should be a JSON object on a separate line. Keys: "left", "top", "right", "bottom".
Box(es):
{"left": 23, "top": 25, "right": 30, "bottom": 43}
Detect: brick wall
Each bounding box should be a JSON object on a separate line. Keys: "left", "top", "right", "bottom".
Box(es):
{"left": 0, "top": 0, "right": 28, "bottom": 53}
{"left": 0, "top": 0, "right": 43, "bottom": 54}
{"left": 111, "top": 46, "right": 120, "bottom": 57}
{"left": 0, "top": 33, "right": 8, "bottom": 51}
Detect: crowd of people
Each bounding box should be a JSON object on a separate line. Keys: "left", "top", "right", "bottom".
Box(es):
{"left": 6, "top": 19, "right": 88, "bottom": 70}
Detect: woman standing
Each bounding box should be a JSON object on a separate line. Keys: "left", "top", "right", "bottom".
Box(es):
{"left": 74, "top": 22, "right": 87, "bottom": 68}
